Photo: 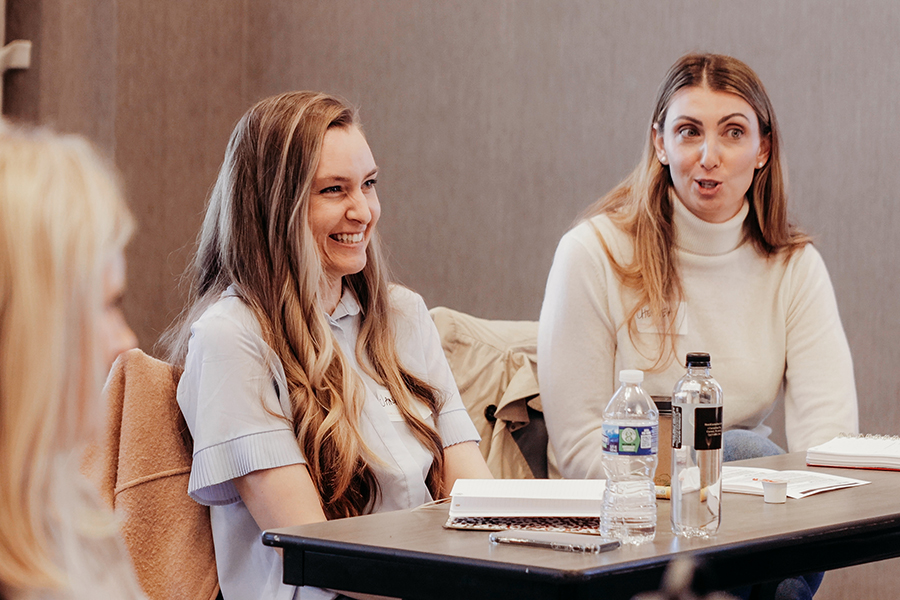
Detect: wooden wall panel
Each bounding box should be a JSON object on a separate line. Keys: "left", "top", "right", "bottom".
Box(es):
{"left": 4, "top": 0, "right": 116, "bottom": 150}
{"left": 4, "top": 0, "right": 252, "bottom": 349}
{"left": 244, "top": 1, "right": 644, "bottom": 322}
{"left": 112, "top": 0, "right": 250, "bottom": 347}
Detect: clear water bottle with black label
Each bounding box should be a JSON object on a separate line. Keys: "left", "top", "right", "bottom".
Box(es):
{"left": 600, "top": 369, "right": 658, "bottom": 545}
{"left": 671, "top": 352, "right": 723, "bottom": 538}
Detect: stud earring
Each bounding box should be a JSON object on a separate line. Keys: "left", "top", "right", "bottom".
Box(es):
{"left": 757, "top": 162, "right": 764, "bottom": 168}
{"left": 660, "top": 154, "right": 668, "bottom": 165}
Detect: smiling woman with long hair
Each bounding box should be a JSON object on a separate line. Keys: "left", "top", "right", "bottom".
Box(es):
{"left": 165, "top": 92, "right": 490, "bottom": 600}
{"left": 0, "top": 124, "right": 143, "bottom": 599}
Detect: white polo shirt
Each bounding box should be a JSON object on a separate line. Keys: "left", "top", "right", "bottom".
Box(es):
{"left": 178, "top": 284, "right": 479, "bottom": 600}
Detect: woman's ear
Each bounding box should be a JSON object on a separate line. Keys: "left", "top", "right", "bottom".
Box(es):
{"left": 757, "top": 134, "right": 771, "bottom": 169}
{"left": 652, "top": 124, "right": 668, "bottom": 165}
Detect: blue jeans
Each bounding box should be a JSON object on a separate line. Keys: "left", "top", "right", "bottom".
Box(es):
{"left": 723, "top": 430, "right": 824, "bottom": 600}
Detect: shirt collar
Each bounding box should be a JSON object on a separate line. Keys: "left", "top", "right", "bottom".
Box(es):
{"left": 329, "top": 286, "right": 362, "bottom": 321}
{"left": 672, "top": 190, "right": 750, "bottom": 256}
{"left": 224, "top": 283, "right": 361, "bottom": 322}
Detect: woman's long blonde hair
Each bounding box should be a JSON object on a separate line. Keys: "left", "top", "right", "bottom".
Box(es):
{"left": 583, "top": 53, "right": 811, "bottom": 368}
{"left": 0, "top": 124, "right": 136, "bottom": 595}
{"left": 165, "top": 92, "right": 445, "bottom": 519}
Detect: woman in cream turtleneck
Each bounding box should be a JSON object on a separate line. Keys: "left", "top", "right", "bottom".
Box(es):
{"left": 538, "top": 53, "right": 856, "bottom": 598}
{"left": 539, "top": 52, "right": 857, "bottom": 480}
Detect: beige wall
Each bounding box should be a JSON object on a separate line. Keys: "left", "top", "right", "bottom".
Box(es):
{"left": 5, "top": 1, "right": 899, "bottom": 597}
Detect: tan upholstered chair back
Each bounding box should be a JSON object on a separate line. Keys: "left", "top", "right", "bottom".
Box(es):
{"left": 84, "top": 348, "right": 219, "bottom": 600}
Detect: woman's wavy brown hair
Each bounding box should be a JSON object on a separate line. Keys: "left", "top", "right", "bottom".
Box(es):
{"left": 582, "top": 53, "right": 811, "bottom": 369}
{"left": 165, "top": 92, "right": 445, "bottom": 519}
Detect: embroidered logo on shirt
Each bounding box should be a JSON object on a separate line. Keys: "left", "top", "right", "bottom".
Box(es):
{"left": 376, "top": 390, "right": 404, "bottom": 421}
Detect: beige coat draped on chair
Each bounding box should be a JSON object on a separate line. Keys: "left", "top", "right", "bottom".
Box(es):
{"left": 430, "top": 307, "right": 557, "bottom": 479}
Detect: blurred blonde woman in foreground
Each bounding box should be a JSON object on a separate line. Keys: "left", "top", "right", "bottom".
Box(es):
{"left": 0, "top": 124, "right": 145, "bottom": 599}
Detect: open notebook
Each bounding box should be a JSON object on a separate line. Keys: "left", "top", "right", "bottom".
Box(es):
{"left": 806, "top": 433, "right": 900, "bottom": 470}
{"left": 444, "top": 479, "right": 604, "bottom": 533}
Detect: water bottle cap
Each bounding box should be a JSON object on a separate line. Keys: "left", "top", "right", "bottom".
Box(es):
{"left": 619, "top": 369, "right": 644, "bottom": 384}
{"left": 686, "top": 352, "right": 711, "bottom": 367}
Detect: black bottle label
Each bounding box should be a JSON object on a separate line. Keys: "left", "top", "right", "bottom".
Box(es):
{"left": 694, "top": 406, "right": 723, "bottom": 450}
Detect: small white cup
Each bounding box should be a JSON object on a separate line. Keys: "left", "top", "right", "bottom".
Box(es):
{"left": 761, "top": 478, "right": 788, "bottom": 504}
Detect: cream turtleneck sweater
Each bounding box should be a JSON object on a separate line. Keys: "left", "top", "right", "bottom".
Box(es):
{"left": 538, "top": 197, "right": 858, "bottom": 479}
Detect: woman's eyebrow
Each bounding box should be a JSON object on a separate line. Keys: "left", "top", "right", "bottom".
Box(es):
{"left": 672, "top": 115, "right": 702, "bottom": 126}
{"left": 671, "top": 113, "right": 751, "bottom": 127}
{"left": 717, "top": 112, "right": 751, "bottom": 125}
{"left": 316, "top": 174, "right": 351, "bottom": 183}
{"left": 315, "top": 167, "right": 379, "bottom": 183}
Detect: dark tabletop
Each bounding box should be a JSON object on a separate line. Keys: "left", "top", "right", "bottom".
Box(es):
{"left": 264, "top": 453, "right": 900, "bottom": 600}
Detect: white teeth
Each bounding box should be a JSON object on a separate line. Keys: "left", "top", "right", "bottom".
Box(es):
{"left": 333, "top": 232, "right": 364, "bottom": 244}
{"left": 699, "top": 181, "right": 718, "bottom": 189}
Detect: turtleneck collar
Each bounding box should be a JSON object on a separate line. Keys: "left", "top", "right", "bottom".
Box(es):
{"left": 672, "top": 190, "right": 750, "bottom": 256}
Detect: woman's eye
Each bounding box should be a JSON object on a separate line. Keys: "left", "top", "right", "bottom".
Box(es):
{"left": 678, "top": 127, "right": 699, "bottom": 138}
{"left": 319, "top": 185, "right": 342, "bottom": 194}
{"left": 726, "top": 127, "right": 744, "bottom": 139}
{"left": 363, "top": 178, "right": 378, "bottom": 189}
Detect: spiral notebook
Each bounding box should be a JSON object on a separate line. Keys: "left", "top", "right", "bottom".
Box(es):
{"left": 806, "top": 433, "right": 900, "bottom": 470}
{"left": 443, "top": 479, "right": 604, "bottom": 534}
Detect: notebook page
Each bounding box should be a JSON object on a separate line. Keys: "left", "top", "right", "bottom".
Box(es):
{"left": 807, "top": 434, "right": 900, "bottom": 469}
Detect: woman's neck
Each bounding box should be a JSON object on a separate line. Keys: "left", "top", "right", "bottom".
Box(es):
{"left": 320, "top": 277, "right": 343, "bottom": 315}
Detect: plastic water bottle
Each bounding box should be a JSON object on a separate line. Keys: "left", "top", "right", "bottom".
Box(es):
{"left": 600, "top": 369, "right": 659, "bottom": 545}
{"left": 671, "top": 352, "right": 723, "bottom": 538}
